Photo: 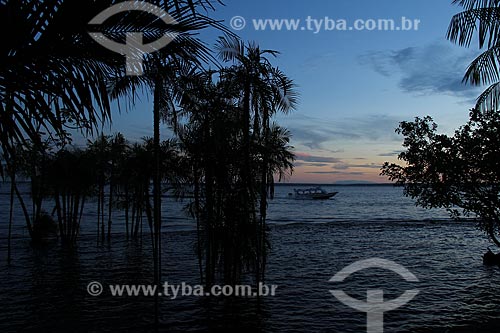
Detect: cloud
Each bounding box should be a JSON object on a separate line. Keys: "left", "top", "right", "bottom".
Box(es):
{"left": 295, "top": 152, "right": 383, "bottom": 171}
{"left": 306, "top": 171, "right": 365, "bottom": 175}
{"left": 329, "top": 162, "right": 382, "bottom": 171}
{"left": 332, "top": 163, "right": 350, "bottom": 170}
{"left": 360, "top": 50, "right": 394, "bottom": 77}
{"left": 359, "top": 42, "right": 482, "bottom": 99}
{"left": 295, "top": 152, "right": 342, "bottom": 163}
{"left": 300, "top": 53, "right": 338, "bottom": 72}
{"left": 377, "top": 150, "right": 401, "bottom": 157}
{"left": 294, "top": 162, "right": 330, "bottom": 167}
{"left": 288, "top": 124, "right": 359, "bottom": 150}
{"left": 285, "top": 113, "right": 402, "bottom": 151}
{"left": 346, "top": 163, "right": 382, "bottom": 169}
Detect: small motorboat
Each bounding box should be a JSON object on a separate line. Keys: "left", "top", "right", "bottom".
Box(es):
{"left": 290, "top": 187, "right": 338, "bottom": 200}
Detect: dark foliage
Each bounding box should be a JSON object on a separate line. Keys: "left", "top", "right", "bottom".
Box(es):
{"left": 382, "top": 110, "right": 500, "bottom": 246}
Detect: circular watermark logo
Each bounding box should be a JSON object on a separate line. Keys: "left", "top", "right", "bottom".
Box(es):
{"left": 230, "top": 16, "right": 246, "bottom": 31}
{"left": 87, "top": 281, "right": 104, "bottom": 296}
{"left": 329, "top": 258, "right": 419, "bottom": 333}
{"left": 88, "top": 1, "right": 179, "bottom": 76}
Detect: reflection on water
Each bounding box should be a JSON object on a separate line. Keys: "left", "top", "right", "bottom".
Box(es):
{"left": 1, "top": 186, "right": 499, "bottom": 332}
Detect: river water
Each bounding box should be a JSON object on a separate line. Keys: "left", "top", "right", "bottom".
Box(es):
{"left": 0, "top": 185, "right": 499, "bottom": 332}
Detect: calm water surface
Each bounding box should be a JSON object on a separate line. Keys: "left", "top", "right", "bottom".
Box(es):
{"left": 0, "top": 185, "right": 499, "bottom": 332}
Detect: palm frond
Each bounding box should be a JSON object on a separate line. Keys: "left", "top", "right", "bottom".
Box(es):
{"left": 452, "top": 0, "right": 500, "bottom": 10}
{"left": 448, "top": 7, "right": 500, "bottom": 48}
{"left": 270, "top": 68, "right": 299, "bottom": 114}
{"left": 216, "top": 35, "right": 244, "bottom": 62}
{"left": 475, "top": 81, "right": 500, "bottom": 110}
{"left": 463, "top": 44, "right": 500, "bottom": 85}
{"left": 1, "top": 0, "right": 227, "bottom": 164}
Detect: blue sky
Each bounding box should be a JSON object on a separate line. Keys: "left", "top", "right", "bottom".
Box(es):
{"left": 105, "top": 0, "right": 484, "bottom": 183}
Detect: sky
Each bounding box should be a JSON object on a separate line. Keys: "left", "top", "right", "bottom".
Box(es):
{"left": 105, "top": 0, "right": 485, "bottom": 184}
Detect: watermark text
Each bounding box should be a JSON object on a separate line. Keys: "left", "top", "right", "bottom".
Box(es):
{"left": 230, "top": 16, "right": 421, "bottom": 33}
{"left": 87, "top": 281, "right": 278, "bottom": 299}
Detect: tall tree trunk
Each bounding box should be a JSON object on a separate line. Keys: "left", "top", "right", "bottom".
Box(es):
{"left": 108, "top": 165, "right": 113, "bottom": 241}
{"left": 153, "top": 77, "right": 163, "bottom": 328}
{"left": 100, "top": 183, "right": 105, "bottom": 242}
{"left": 242, "top": 80, "right": 251, "bottom": 191}
{"left": 125, "top": 186, "right": 130, "bottom": 240}
{"left": 243, "top": 79, "right": 254, "bottom": 286}
{"left": 258, "top": 108, "right": 270, "bottom": 284}
{"left": 76, "top": 196, "right": 86, "bottom": 243}
{"left": 7, "top": 171, "right": 15, "bottom": 264}
{"left": 203, "top": 121, "right": 215, "bottom": 286}
{"left": 194, "top": 167, "right": 204, "bottom": 283}
{"left": 54, "top": 192, "right": 64, "bottom": 242}
{"left": 97, "top": 186, "right": 101, "bottom": 243}
{"left": 14, "top": 183, "right": 33, "bottom": 239}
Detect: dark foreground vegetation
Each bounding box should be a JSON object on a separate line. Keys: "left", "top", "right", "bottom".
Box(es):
{"left": 5, "top": 0, "right": 500, "bottom": 330}
{"left": 383, "top": 0, "right": 500, "bottom": 249}
{"left": 1, "top": 0, "right": 298, "bottom": 309}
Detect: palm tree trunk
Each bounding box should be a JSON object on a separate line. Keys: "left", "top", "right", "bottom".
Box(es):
{"left": 7, "top": 171, "right": 15, "bottom": 264}
{"left": 243, "top": 79, "right": 254, "bottom": 286}
{"left": 108, "top": 170, "right": 113, "bottom": 241}
{"left": 131, "top": 203, "right": 136, "bottom": 238}
{"left": 14, "top": 183, "right": 33, "bottom": 239}
{"left": 194, "top": 167, "right": 204, "bottom": 283}
{"left": 100, "top": 183, "right": 105, "bottom": 242}
{"left": 54, "top": 192, "right": 64, "bottom": 242}
{"left": 242, "top": 80, "right": 251, "bottom": 190}
{"left": 153, "top": 76, "right": 163, "bottom": 328}
{"left": 258, "top": 108, "right": 270, "bottom": 284}
{"left": 97, "top": 187, "right": 101, "bottom": 243}
{"left": 203, "top": 121, "right": 215, "bottom": 286}
{"left": 76, "top": 196, "right": 86, "bottom": 243}
{"left": 125, "top": 186, "right": 130, "bottom": 240}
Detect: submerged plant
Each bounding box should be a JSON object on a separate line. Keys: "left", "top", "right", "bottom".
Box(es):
{"left": 48, "top": 149, "right": 94, "bottom": 246}
{"left": 177, "top": 48, "right": 297, "bottom": 286}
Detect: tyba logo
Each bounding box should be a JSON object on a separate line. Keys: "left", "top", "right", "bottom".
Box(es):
{"left": 329, "top": 258, "right": 419, "bottom": 333}
{"left": 88, "top": 1, "right": 178, "bottom": 76}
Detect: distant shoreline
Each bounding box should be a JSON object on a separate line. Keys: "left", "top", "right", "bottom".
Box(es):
{"left": 1, "top": 181, "right": 397, "bottom": 187}
{"left": 275, "top": 183, "right": 397, "bottom": 187}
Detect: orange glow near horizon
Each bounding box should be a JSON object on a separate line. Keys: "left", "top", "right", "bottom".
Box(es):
{"left": 288, "top": 166, "right": 390, "bottom": 184}
{"left": 284, "top": 153, "right": 400, "bottom": 184}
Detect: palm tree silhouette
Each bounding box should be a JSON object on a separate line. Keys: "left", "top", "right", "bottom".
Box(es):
{"left": 216, "top": 36, "right": 298, "bottom": 283}
{"left": 448, "top": 0, "right": 500, "bottom": 110}
{"left": 1, "top": 1, "right": 121, "bottom": 166}
{"left": 176, "top": 46, "right": 297, "bottom": 285}
{"left": 87, "top": 134, "right": 112, "bottom": 242}
{"left": 48, "top": 148, "right": 95, "bottom": 245}
{"left": 11, "top": 137, "right": 54, "bottom": 241}
{"left": 1, "top": 2, "right": 301, "bottom": 327}
{"left": 107, "top": 133, "right": 128, "bottom": 240}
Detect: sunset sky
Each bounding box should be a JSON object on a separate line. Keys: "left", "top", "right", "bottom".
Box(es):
{"left": 106, "top": 0, "right": 484, "bottom": 183}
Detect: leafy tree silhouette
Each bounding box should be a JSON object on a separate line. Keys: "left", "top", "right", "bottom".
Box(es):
{"left": 382, "top": 110, "right": 500, "bottom": 246}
